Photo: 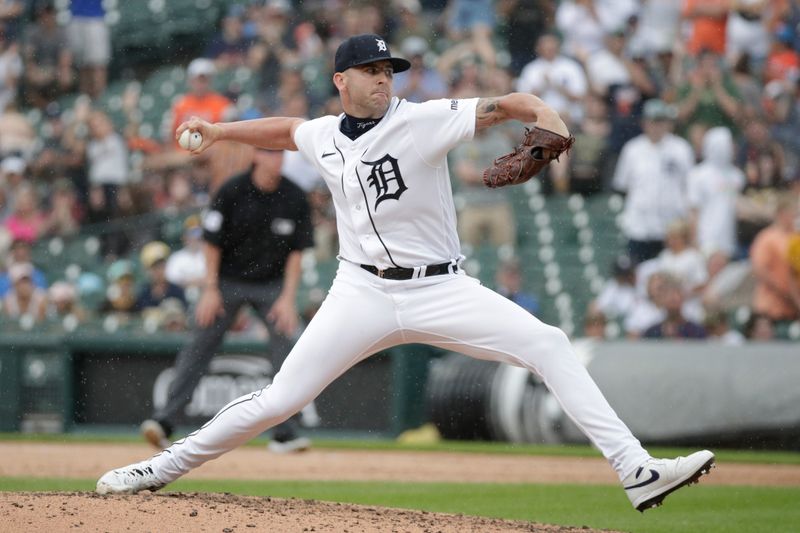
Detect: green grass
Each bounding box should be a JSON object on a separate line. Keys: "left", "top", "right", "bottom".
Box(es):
{"left": 2, "top": 434, "right": 798, "bottom": 531}
{"left": 1, "top": 477, "right": 798, "bottom": 533}
{"left": 2, "top": 433, "right": 799, "bottom": 465}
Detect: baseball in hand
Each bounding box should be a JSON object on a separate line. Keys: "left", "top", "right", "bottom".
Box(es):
{"left": 178, "top": 129, "right": 203, "bottom": 151}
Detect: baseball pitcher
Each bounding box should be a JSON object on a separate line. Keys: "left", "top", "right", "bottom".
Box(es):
{"left": 98, "top": 34, "right": 714, "bottom": 512}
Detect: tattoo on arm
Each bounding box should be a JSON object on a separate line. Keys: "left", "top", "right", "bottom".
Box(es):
{"left": 475, "top": 97, "right": 506, "bottom": 131}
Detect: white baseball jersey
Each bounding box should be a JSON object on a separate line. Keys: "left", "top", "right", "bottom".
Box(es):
{"left": 293, "top": 96, "right": 477, "bottom": 269}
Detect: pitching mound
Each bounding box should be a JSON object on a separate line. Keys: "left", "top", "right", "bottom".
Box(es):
{"left": 1, "top": 491, "right": 620, "bottom": 533}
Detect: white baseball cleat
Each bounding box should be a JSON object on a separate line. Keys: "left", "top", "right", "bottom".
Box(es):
{"left": 96, "top": 460, "right": 166, "bottom": 495}
{"left": 624, "top": 450, "right": 715, "bottom": 512}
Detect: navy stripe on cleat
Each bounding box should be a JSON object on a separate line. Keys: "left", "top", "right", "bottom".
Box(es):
{"left": 624, "top": 450, "right": 715, "bottom": 512}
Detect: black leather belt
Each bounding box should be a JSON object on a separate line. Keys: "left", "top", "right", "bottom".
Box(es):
{"left": 360, "top": 261, "right": 458, "bottom": 280}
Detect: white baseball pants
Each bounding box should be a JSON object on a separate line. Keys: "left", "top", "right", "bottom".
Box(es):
{"left": 151, "top": 261, "right": 650, "bottom": 482}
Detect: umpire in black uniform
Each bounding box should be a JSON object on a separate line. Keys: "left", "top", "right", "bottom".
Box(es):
{"left": 141, "top": 148, "right": 314, "bottom": 453}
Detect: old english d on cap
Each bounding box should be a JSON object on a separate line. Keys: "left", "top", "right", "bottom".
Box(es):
{"left": 335, "top": 34, "right": 411, "bottom": 73}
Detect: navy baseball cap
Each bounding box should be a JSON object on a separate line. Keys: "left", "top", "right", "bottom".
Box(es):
{"left": 335, "top": 34, "right": 411, "bottom": 74}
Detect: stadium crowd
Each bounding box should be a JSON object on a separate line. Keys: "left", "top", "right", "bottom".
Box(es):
{"left": 0, "top": 0, "right": 799, "bottom": 341}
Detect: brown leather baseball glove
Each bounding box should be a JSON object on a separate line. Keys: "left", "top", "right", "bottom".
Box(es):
{"left": 483, "top": 127, "right": 575, "bottom": 188}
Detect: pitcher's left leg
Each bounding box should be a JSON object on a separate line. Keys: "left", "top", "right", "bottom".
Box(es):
{"left": 402, "top": 276, "right": 649, "bottom": 480}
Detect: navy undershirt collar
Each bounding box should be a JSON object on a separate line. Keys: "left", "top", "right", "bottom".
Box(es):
{"left": 339, "top": 113, "right": 383, "bottom": 141}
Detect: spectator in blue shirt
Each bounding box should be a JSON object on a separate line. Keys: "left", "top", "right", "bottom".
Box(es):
{"left": 0, "top": 239, "right": 46, "bottom": 297}
{"left": 135, "top": 241, "right": 186, "bottom": 312}
{"left": 495, "top": 257, "right": 540, "bottom": 316}
{"left": 643, "top": 273, "right": 706, "bottom": 339}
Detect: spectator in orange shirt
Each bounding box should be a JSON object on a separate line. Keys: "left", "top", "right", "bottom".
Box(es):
{"left": 170, "top": 58, "right": 249, "bottom": 192}
{"left": 170, "top": 58, "right": 235, "bottom": 149}
{"left": 763, "top": 24, "right": 800, "bottom": 82}
{"left": 683, "top": 0, "right": 730, "bottom": 57}
{"left": 749, "top": 195, "right": 800, "bottom": 322}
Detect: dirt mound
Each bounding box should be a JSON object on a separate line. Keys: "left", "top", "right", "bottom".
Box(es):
{"left": 1, "top": 491, "right": 619, "bottom": 533}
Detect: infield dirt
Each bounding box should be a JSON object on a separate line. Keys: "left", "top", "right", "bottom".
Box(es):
{"left": 2, "top": 441, "right": 798, "bottom": 532}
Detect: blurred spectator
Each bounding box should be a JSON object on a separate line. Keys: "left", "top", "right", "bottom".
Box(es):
{"left": 0, "top": 1, "right": 24, "bottom": 43}
{"left": 75, "top": 270, "right": 103, "bottom": 309}
{"left": 726, "top": 0, "right": 769, "bottom": 68}
{"left": 394, "top": 36, "right": 447, "bottom": 103}
{"left": 735, "top": 119, "right": 787, "bottom": 253}
{"left": 135, "top": 241, "right": 186, "bottom": 312}
{"left": 450, "top": 127, "right": 516, "bottom": 248}
{"left": 46, "top": 280, "right": 87, "bottom": 323}
{"left": 0, "top": 183, "right": 7, "bottom": 221}
{"left": 0, "top": 101, "right": 35, "bottom": 159}
{"left": 593, "top": 255, "right": 637, "bottom": 320}
{"left": 742, "top": 311, "right": 776, "bottom": 340}
{"left": 494, "top": 257, "right": 540, "bottom": 315}
{"left": 155, "top": 297, "right": 188, "bottom": 332}
{"left": 446, "top": 55, "right": 486, "bottom": 98}
{"left": 115, "top": 184, "right": 158, "bottom": 242}
{"left": 582, "top": 307, "right": 608, "bottom": 339}
{"left": 703, "top": 308, "right": 745, "bottom": 344}
{"left": 170, "top": 58, "right": 235, "bottom": 147}
{"left": 687, "top": 127, "right": 745, "bottom": 258}
{"left": 87, "top": 110, "right": 129, "bottom": 213}
{"left": 584, "top": 29, "right": 654, "bottom": 100}
{"left": 629, "top": 0, "right": 682, "bottom": 58}
{"left": 42, "top": 178, "right": 81, "bottom": 237}
{"left": 161, "top": 168, "right": 200, "bottom": 212}
{"left": 165, "top": 216, "right": 206, "bottom": 290}
{"left": 763, "top": 24, "right": 800, "bottom": 83}
{"left": 605, "top": 51, "right": 659, "bottom": 158}
{"left": 496, "top": 0, "right": 554, "bottom": 75}
{"left": 682, "top": 0, "right": 729, "bottom": 57}
{"left": 0, "top": 25, "right": 21, "bottom": 112}
{"left": 2, "top": 262, "right": 46, "bottom": 322}
{"left": 171, "top": 58, "right": 241, "bottom": 192}
{"left": 730, "top": 53, "right": 765, "bottom": 121}
{"left": 566, "top": 93, "right": 611, "bottom": 195}
{"left": 765, "top": 76, "right": 800, "bottom": 176}
{"left": 701, "top": 252, "right": 757, "bottom": 312}
{"left": 516, "top": 33, "right": 588, "bottom": 125}
{"left": 29, "top": 102, "right": 83, "bottom": 186}
{"left": 248, "top": 3, "right": 292, "bottom": 107}
{"left": 446, "top": 0, "right": 497, "bottom": 68}
{"left": 643, "top": 273, "right": 707, "bottom": 339}
{"left": 21, "top": 2, "right": 72, "bottom": 109}
{"left": 99, "top": 259, "right": 137, "bottom": 315}
{"left": 556, "top": 0, "right": 638, "bottom": 60}
{"left": 84, "top": 183, "right": 111, "bottom": 226}
{"left": 392, "top": 0, "right": 431, "bottom": 45}
{"left": 66, "top": 0, "right": 109, "bottom": 98}
{"left": 274, "top": 65, "right": 308, "bottom": 117}
{"left": 677, "top": 50, "right": 741, "bottom": 139}
{"left": 612, "top": 99, "right": 695, "bottom": 264}
{"left": 656, "top": 219, "right": 708, "bottom": 320}
{"left": 0, "top": 238, "right": 45, "bottom": 297}
{"left": 749, "top": 196, "right": 800, "bottom": 322}
{"left": 624, "top": 268, "right": 669, "bottom": 336}
{"left": 4, "top": 184, "right": 44, "bottom": 243}
{"left": 204, "top": 4, "right": 254, "bottom": 70}
{"left": 0, "top": 155, "right": 25, "bottom": 203}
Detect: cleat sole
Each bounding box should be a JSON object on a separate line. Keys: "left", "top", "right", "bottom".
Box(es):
{"left": 636, "top": 457, "right": 715, "bottom": 512}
